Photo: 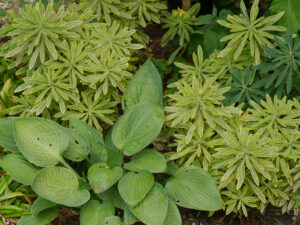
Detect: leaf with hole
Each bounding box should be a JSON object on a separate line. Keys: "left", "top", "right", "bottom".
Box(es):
{"left": 63, "top": 128, "right": 90, "bottom": 162}
{"left": 14, "top": 118, "right": 69, "bottom": 167}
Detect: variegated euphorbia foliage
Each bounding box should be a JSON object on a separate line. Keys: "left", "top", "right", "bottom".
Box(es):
{"left": 0, "top": 61, "right": 221, "bottom": 225}
{"left": 166, "top": 52, "right": 300, "bottom": 216}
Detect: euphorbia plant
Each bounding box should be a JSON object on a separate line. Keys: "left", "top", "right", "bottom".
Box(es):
{"left": 0, "top": 61, "right": 221, "bottom": 225}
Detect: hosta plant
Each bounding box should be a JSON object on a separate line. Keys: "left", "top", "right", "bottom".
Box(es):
{"left": 0, "top": 60, "right": 222, "bottom": 225}
{"left": 217, "top": 0, "right": 286, "bottom": 65}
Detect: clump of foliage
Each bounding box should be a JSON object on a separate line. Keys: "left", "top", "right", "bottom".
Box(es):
{"left": 217, "top": 0, "right": 286, "bottom": 65}
{"left": 0, "top": 61, "right": 222, "bottom": 225}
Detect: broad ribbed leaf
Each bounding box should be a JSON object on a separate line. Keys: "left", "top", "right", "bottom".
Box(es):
{"left": 124, "top": 60, "right": 163, "bottom": 108}
{"left": 124, "top": 149, "right": 166, "bottom": 173}
{"left": 31, "top": 197, "right": 57, "bottom": 215}
{"left": 88, "top": 163, "right": 123, "bottom": 194}
{"left": 130, "top": 183, "right": 168, "bottom": 225}
{"left": 32, "top": 167, "right": 90, "bottom": 207}
{"left": 63, "top": 128, "right": 90, "bottom": 162}
{"left": 118, "top": 171, "right": 154, "bottom": 207}
{"left": 80, "top": 200, "right": 114, "bottom": 225}
{"left": 14, "top": 118, "right": 69, "bottom": 167}
{"left": 17, "top": 207, "right": 59, "bottom": 225}
{"left": 0, "top": 117, "right": 18, "bottom": 152}
{"left": 69, "top": 118, "right": 106, "bottom": 164}
{"left": 112, "top": 103, "right": 164, "bottom": 156}
{"left": 103, "top": 216, "right": 122, "bottom": 225}
{"left": 165, "top": 166, "right": 221, "bottom": 211}
{"left": 99, "top": 185, "right": 127, "bottom": 210}
{"left": 124, "top": 207, "right": 139, "bottom": 225}
{"left": 0, "top": 153, "right": 39, "bottom": 185}
{"left": 163, "top": 199, "right": 181, "bottom": 225}
{"left": 105, "top": 129, "right": 124, "bottom": 168}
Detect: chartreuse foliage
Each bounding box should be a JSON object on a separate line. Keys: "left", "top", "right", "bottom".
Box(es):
{"left": 0, "top": 61, "right": 221, "bottom": 225}
{"left": 0, "top": 0, "right": 153, "bottom": 127}
{"left": 217, "top": 0, "right": 286, "bottom": 65}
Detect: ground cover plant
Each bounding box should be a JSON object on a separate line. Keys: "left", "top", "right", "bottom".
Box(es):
{"left": 0, "top": 0, "right": 299, "bottom": 224}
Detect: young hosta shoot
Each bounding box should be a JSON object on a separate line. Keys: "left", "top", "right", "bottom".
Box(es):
{"left": 0, "top": 1, "right": 82, "bottom": 69}
{"left": 0, "top": 61, "right": 221, "bottom": 225}
{"left": 15, "top": 68, "right": 80, "bottom": 115}
{"left": 217, "top": 0, "right": 286, "bottom": 65}
{"left": 255, "top": 31, "right": 300, "bottom": 96}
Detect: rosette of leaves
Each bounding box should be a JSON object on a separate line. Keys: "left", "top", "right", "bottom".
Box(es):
{"left": 174, "top": 45, "right": 212, "bottom": 83}
{"left": 0, "top": 1, "right": 82, "bottom": 70}
{"left": 91, "top": 21, "right": 144, "bottom": 57}
{"left": 217, "top": 0, "right": 286, "bottom": 65}
{"left": 0, "top": 60, "right": 222, "bottom": 225}
{"left": 166, "top": 76, "right": 242, "bottom": 142}
{"left": 243, "top": 95, "right": 300, "bottom": 134}
{"left": 214, "top": 126, "right": 278, "bottom": 191}
{"left": 255, "top": 31, "right": 300, "bottom": 96}
{"left": 47, "top": 40, "right": 90, "bottom": 86}
{"left": 79, "top": 0, "right": 129, "bottom": 23}
{"left": 169, "top": 125, "right": 222, "bottom": 171}
{"left": 223, "top": 67, "right": 265, "bottom": 108}
{"left": 208, "top": 49, "right": 253, "bottom": 83}
{"left": 222, "top": 185, "right": 260, "bottom": 217}
{"left": 15, "top": 68, "right": 80, "bottom": 116}
{"left": 85, "top": 53, "right": 132, "bottom": 101}
{"left": 161, "top": 3, "right": 200, "bottom": 47}
{"left": 123, "top": 0, "right": 167, "bottom": 28}
{"left": 56, "top": 91, "right": 117, "bottom": 131}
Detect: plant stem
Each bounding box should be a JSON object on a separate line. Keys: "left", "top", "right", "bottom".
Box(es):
{"left": 59, "top": 157, "right": 80, "bottom": 178}
{"left": 182, "top": 0, "right": 192, "bottom": 11}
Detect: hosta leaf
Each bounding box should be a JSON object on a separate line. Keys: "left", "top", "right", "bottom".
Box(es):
{"left": 17, "top": 207, "right": 59, "bottom": 225}
{"left": 118, "top": 171, "right": 154, "bottom": 207}
{"left": 0, "top": 117, "right": 18, "bottom": 152}
{"left": 130, "top": 183, "right": 168, "bottom": 225}
{"left": 103, "top": 216, "right": 122, "bottom": 225}
{"left": 165, "top": 166, "right": 221, "bottom": 211}
{"left": 105, "top": 129, "right": 124, "bottom": 168}
{"left": 80, "top": 200, "right": 115, "bottom": 225}
{"left": 63, "top": 128, "right": 90, "bottom": 162}
{"left": 123, "top": 60, "right": 163, "bottom": 109}
{"left": 69, "top": 118, "right": 106, "bottom": 164}
{"left": 112, "top": 103, "right": 164, "bottom": 156}
{"left": 99, "top": 185, "right": 127, "bottom": 210}
{"left": 0, "top": 153, "right": 39, "bottom": 185}
{"left": 163, "top": 199, "right": 182, "bottom": 225}
{"left": 31, "top": 197, "right": 57, "bottom": 215}
{"left": 88, "top": 163, "right": 123, "bottom": 194}
{"left": 270, "top": 0, "right": 300, "bottom": 33}
{"left": 32, "top": 166, "right": 90, "bottom": 207}
{"left": 14, "top": 118, "right": 69, "bottom": 167}
{"left": 124, "top": 149, "right": 167, "bottom": 173}
{"left": 124, "top": 207, "right": 139, "bottom": 225}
